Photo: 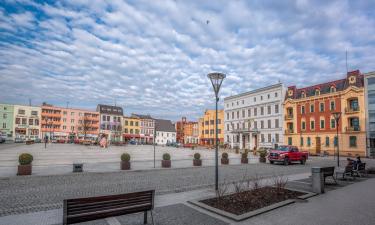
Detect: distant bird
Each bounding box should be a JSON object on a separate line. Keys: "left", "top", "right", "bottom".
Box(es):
{"left": 206, "top": 20, "right": 210, "bottom": 24}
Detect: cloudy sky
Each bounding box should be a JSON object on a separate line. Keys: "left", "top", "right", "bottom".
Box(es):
{"left": 0, "top": 0, "right": 374, "bottom": 121}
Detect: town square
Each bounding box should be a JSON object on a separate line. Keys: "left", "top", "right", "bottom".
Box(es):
{"left": 1, "top": 0, "right": 375, "bottom": 225}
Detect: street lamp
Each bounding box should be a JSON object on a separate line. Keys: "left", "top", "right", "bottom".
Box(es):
{"left": 332, "top": 112, "right": 342, "bottom": 167}
{"left": 207, "top": 72, "right": 226, "bottom": 191}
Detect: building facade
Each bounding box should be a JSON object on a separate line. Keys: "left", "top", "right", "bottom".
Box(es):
{"left": 0, "top": 104, "right": 14, "bottom": 139}
{"left": 198, "top": 109, "right": 224, "bottom": 146}
{"left": 365, "top": 71, "right": 375, "bottom": 157}
{"left": 13, "top": 105, "right": 41, "bottom": 140}
{"left": 284, "top": 70, "right": 366, "bottom": 156}
{"left": 131, "top": 114, "right": 155, "bottom": 144}
{"left": 42, "top": 104, "right": 99, "bottom": 140}
{"left": 175, "top": 117, "right": 187, "bottom": 143}
{"left": 97, "top": 104, "right": 123, "bottom": 142}
{"left": 155, "top": 119, "right": 176, "bottom": 145}
{"left": 183, "top": 121, "right": 199, "bottom": 144}
{"left": 123, "top": 116, "right": 141, "bottom": 143}
{"left": 224, "top": 84, "right": 285, "bottom": 150}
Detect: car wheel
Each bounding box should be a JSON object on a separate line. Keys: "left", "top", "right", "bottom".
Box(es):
{"left": 270, "top": 161, "right": 274, "bottom": 164}
{"left": 283, "top": 158, "right": 289, "bottom": 166}
{"left": 300, "top": 157, "right": 306, "bottom": 165}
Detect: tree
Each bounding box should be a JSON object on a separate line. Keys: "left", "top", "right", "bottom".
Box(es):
{"left": 79, "top": 115, "right": 91, "bottom": 140}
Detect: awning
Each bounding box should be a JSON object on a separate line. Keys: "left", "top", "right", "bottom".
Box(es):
{"left": 123, "top": 134, "right": 141, "bottom": 138}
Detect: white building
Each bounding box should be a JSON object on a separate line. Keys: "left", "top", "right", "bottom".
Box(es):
{"left": 224, "top": 83, "right": 285, "bottom": 150}
{"left": 155, "top": 119, "right": 176, "bottom": 145}
{"left": 13, "top": 105, "right": 41, "bottom": 140}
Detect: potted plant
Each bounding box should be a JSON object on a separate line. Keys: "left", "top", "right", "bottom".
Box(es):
{"left": 221, "top": 152, "right": 229, "bottom": 165}
{"left": 234, "top": 146, "right": 239, "bottom": 154}
{"left": 241, "top": 152, "right": 248, "bottom": 164}
{"left": 162, "top": 153, "right": 171, "bottom": 168}
{"left": 18, "top": 153, "right": 33, "bottom": 176}
{"left": 258, "top": 150, "right": 267, "bottom": 163}
{"left": 193, "top": 152, "right": 202, "bottom": 166}
{"left": 121, "top": 153, "right": 131, "bottom": 170}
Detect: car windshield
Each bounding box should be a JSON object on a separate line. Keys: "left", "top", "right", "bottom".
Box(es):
{"left": 276, "top": 146, "right": 290, "bottom": 151}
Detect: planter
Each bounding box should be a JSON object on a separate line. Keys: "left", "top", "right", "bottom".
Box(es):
{"left": 259, "top": 157, "right": 266, "bottom": 163}
{"left": 73, "top": 163, "right": 83, "bottom": 172}
{"left": 162, "top": 160, "right": 171, "bottom": 168}
{"left": 121, "top": 161, "right": 131, "bottom": 170}
{"left": 221, "top": 158, "right": 229, "bottom": 165}
{"left": 241, "top": 158, "right": 248, "bottom": 164}
{"left": 193, "top": 159, "right": 202, "bottom": 166}
{"left": 18, "top": 164, "right": 32, "bottom": 176}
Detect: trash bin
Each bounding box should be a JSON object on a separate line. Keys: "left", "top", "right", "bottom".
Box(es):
{"left": 73, "top": 163, "right": 83, "bottom": 173}
{"left": 311, "top": 167, "right": 324, "bottom": 193}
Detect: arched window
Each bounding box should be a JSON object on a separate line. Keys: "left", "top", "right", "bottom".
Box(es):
{"left": 315, "top": 89, "right": 320, "bottom": 96}
{"left": 301, "top": 91, "right": 306, "bottom": 98}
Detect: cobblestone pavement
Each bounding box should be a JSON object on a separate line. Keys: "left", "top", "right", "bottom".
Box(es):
{"left": 2, "top": 157, "right": 373, "bottom": 217}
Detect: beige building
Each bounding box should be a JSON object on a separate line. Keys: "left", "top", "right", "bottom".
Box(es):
{"left": 13, "top": 105, "right": 41, "bottom": 140}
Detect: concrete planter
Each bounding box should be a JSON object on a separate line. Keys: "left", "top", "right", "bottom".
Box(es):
{"left": 221, "top": 158, "right": 229, "bottom": 165}
{"left": 18, "top": 164, "right": 32, "bottom": 176}
{"left": 162, "top": 160, "right": 171, "bottom": 168}
{"left": 121, "top": 161, "right": 131, "bottom": 170}
{"left": 193, "top": 159, "right": 202, "bottom": 166}
{"left": 241, "top": 158, "right": 248, "bottom": 164}
{"left": 73, "top": 163, "right": 83, "bottom": 172}
{"left": 259, "top": 157, "right": 266, "bottom": 163}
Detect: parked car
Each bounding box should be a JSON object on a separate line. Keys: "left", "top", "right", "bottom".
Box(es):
{"left": 34, "top": 138, "right": 42, "bottom": 143}
{"left": 0, "top": 136, "right": 5, "bottom": 143}
{"left": 128, "top": 140, "right": 137, "bottom": 145}
{"left": 268, "top": 145, "right": 309, "bottom": 165}
{"left": 14, "top": 138, "right": 24, "bottom": 143}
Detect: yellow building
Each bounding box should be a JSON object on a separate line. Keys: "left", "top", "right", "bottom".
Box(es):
{"left": 123, "top": 116, "right": 141, "bottom": 143}
{"left": 284, "top": 70, "right": 366, "bottom": 156}
{"left": 198, "top": 109, "right": 224, "bottom": 146}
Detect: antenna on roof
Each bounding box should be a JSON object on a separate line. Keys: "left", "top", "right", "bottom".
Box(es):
{"left": 345, "top": 50, "right": 348, "bottom": 73}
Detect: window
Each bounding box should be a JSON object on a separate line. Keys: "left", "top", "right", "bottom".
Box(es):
{"left": 275, "top": 119, "right": 279, "bottom": 128}
{"left": 63, "top": 118, "right": 66, "bottom": 123}
{"left": 254, "top": 108, "right": 257, "bottom": 116}
{"left": 205, "top": 121, "right": 209, "bottom": 125}
{"left": 124, "top": 128, "right": 128, "bottom": 133}
{"left": 307, "top": 137, "right": 311, "bottom": 146}
{"left": 275, "top": 133, "right": 279, "bottom": 142}
{"left": 349, "top": 136, "right": 357, "bottom": 147}
{"left": 331, "top": 119, "right": 336, "bottom": 129}
{"left": 218, "top": 129, "right": 221, "bottom": 134}
{"left": 135, "top": 122, "right": 139, "bottom": 126}
{"left": 301, "top": 121, "right": 306, "bottom": 130}
{"left": 210, "top": 120, "right": 214, "bottom": 125}
{"left": 320, "top": 102, "right": 324, "bottom": 112}
{"left": 330, "top": 86, "right": 336, "bottom": 93}
{"left": 63, "top": 111, "right": 67, "bottom": 115}
{"left": 268, "top": 120, "right": 271, "bottom": 128}
{"left": 22, "top": 118, "right": 27, "bottom": 125}
{"left": 310, "top": 104, "right": 314, "bottom": 113}
{"left": 267, "top": 106, "right": 271, "bottom": 114}
{"left": 275, "top": 92, "right": 278, "bottom": 97}
{"left": 232, "top": 112, "right": 234, "bottom": 119}
{"left": 227, "top": 113, "right": 229, "bottom": 120}
{"left": 130, "top": 121, "right": 134, "bottom": 126}
{"left": 102, "top": 115, "right": 106, "bottom": 121}
{"left": 237, "top": 111, "right": 239, "bottom": 119}
{"left": 71, "top": 119, "right": 74, "bottom": 123}
{"left": 320, "top": 119, "right": 325, "bottom": 129}
{"left": 261, "top": 96, "right": 263, "bottom": 100}
{"left": 268, "top": 94, "right": 270, "bottom": 99}
{"left": 261, "top": 121, "right": 264, "bottom": 129}
{"left": 3, "top": 113, "right": 6, "bottom": 119}
{"left": 261, "top": 134, "right": 265, "bottom": 142}
{"left": 29, "top": 119, "right": 33, "bottom": 125}
{"left": 300, "top": 137, "right": 304, "bottom": 146}
{"left": 242, "top": 110, "right": 245, "bottom": 118}
{"left": 71, "top": 126, "right": 74, "bottom": 131}
{"left": 310, "top": 120, "right": 315, "bottom": 130}
{"left": 71, "top": 112, "right": 74, "bottom": 116}
{"left": 315, "top": 89, "right": 320, "bottom": 95}
{"left": 254, "top": 97, "right": 256, "bottom": 102}
{"left": 301, "top": 106, "right": 305, "bottom": 114}
{"left": 125, "top": 120, "right": 128, "bottom": 126}
{"left": 334, "top": 137, "right": 338, "bottom": 147}
{"left": 35, "top": 119, "right": 39, "bottom": 125}
{"left": 248, "top": 109, "right": 251, "bottom": 117}
{"left": 63, "top": 125, "right": 66, "bottom": 130}
{"left": 301, "top": 92, "right": 306, "bottom": 98}
{"left": 2, "top": 123, "right": 6, "bottom": 129}
{"left": 18, "top": 109, "right": 25, "bottom": 115}
{"left": 227, "top": 124, "right": 230, "bottom": 131}
{"left": 330, "top": 101, "right": 335, "bottom": 111}
{"left": 254, "top": 121, "right": 258, "bottom": 129}
{"left": 130, "top": 129, "right": 134, "bottom": 134}
{"left": 242, "top": 100, "right": 244, "bottom": 104}
{"left": 217, "top": 119, "right": 221, "bottom": 124}
{"left": 31, "top": 111, "right": 38, "bottom": 116}
{"left": 325, "top": 137, "right": 329, "bottom": 146}
{"left": 268, "top": 134, "right": 271, "bottom": 142}
{"left": 288, "top": 137, "right": 292, "bottom": 145}
{"left": 261, "top": 107, "right": 264, "bottom": 115}
{"left": 275, "top": 105, "right": 279, "bottom": 114}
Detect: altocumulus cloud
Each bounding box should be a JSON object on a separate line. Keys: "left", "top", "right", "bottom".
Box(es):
{"left": 0, "top": 0, "right": 374, "bottom": 120}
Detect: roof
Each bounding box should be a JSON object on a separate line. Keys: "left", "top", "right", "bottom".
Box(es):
{"left": 96, "top": 104, "right": 123, "bottom": 116}
{"left": 224, "top": 83, "right": 283, "bottom": 101}
{"left": 155, "top": 119, "right": 176, "bottom": 132}
{"left": 286, "top": 70, "right": 364, "bottom": 100}
{"left": 131, "top": 113, "right": 154, "bottom": 119}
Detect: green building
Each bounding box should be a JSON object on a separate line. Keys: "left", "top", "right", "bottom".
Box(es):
{"left": 0, "top": 104, "right": 14, "bottom": 139}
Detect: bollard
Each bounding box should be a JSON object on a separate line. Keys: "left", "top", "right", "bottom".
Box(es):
{"left": 311, "top": 167, "right": 324, "bottom": 194}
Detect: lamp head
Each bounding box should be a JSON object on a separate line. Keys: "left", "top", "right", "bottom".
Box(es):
{"left": 207, "top": 72, "right": 226, "bottom": 96}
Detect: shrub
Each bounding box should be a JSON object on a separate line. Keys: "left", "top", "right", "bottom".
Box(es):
{"left": 194, "top": 153, "right": 201, "bottom": 160}
{"left": 258, "top": 150, "right": 267, "bottom": 158}
{"left": 241, "top": 152, "right": 248, "bottom": 159}
{"left": 121, "top": 153, "right": 131, "bottom": 162}
{"left": 163, "top": 153, "right": 171, "bottom": 160}
{"left": 222, "top": 152, "right": 228, "bottom": 159}
{"left": 19, "top": 153, "right": 33, "bottom": 165}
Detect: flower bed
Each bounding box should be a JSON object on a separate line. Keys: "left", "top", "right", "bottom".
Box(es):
{"left": 200, "top": 186, "right": 304, "bottom": 215}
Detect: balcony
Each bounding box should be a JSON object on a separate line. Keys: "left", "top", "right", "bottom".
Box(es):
{"left": 285, "top": 129, "right": 294, "bottom": 134}
{"left": 345, "top": 107, "right": 360, "bottom": 114}
{"left": 345, "top": 126, "right": 360, "bottom": 132}
{"left": 284, "top": 114, "right": 293, "bottom": 120}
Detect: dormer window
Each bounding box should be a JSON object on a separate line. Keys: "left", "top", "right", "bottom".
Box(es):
{"left": 330, "top": 86, "right": 336, "bottom": 93}
{"left": 301, "top": 91, "right": 306, "bottom": 98}
{"left": 315, "top": 89, "right": 320, "bottom": 96}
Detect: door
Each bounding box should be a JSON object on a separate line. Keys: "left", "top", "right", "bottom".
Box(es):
{"left": 315, "top": 137, "right": 321, "bottom": 154}
{"left": 242, "top": 135, "right": 246, "bottom": 149}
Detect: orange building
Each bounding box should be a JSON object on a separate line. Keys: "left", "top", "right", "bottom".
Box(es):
{"left": 284, "top": 70, "right": 366, "bottom": 156}
{"left": 198, "top": 109, "right": 224, "bottom": 146}
{"left": 175, "top": 117, "right": 199, "bottom": 144}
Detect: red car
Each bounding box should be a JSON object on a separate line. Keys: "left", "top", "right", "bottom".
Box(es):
{"left": 268, "top": 145, "right": 308, "bottom": 165}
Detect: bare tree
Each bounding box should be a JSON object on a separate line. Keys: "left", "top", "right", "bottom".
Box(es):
{"left": 79, "top": 115, "right": 91, "bottom": 140}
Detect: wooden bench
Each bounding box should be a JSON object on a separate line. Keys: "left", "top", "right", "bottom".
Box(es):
{"left": 335, "top": 163, "right": 367, "bottom": 180}
{"left": 63, "top": 190, "right": 155, "bottom": 225}
{"left": 321, "top": 166, "right": 337, "bottom": 184}
{"left": 353, "top": 163, "right": 366, "bottom": 177}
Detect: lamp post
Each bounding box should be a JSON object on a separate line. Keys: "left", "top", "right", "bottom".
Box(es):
{"left": 208, "top": 72, "right": 225, "bottom": 191}
{"left": 332, "top": 112, "right": 342, "bottom": 167}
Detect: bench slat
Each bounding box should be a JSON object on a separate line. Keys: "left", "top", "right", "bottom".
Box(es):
{"left": 68, "top": 200, "right": 153, "bottom": 215}
{"left": 68, "top": 195, "right": 152, "bottom": 210}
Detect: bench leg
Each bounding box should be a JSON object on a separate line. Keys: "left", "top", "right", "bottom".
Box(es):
{"left": 144, "top": 211, "right": 148, "bottom": 224}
